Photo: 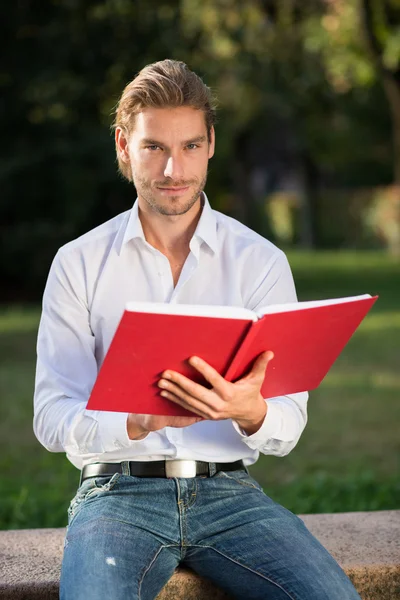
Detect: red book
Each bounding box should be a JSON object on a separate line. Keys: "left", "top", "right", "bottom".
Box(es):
{"left": 86, "top": 294, "right": 378, "bottom": 416}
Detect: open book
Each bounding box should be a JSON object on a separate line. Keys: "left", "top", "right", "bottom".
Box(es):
{"left": 86, "top": 294, "right": 378, "bottom": 416}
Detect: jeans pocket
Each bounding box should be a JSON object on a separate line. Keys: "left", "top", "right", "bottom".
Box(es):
{"left": 216, "top": 469, "right": 264, "bottom": 492}
{"left": 67, "top": 473, "right": 121, "bottom": 524}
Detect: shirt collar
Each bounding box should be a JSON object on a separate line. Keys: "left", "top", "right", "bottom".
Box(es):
{"left": 192, "top": 193, "right": 219, "bottom": 255}
{"left": 120, "top": 192, "right": 219, "bottom": 256}
{"left": 121, "top": 199, "right": 145, "bottom": 247}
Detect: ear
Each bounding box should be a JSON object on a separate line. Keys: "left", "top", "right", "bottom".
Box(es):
{"left": 115, "top": 127, "right": 130, "bottom": 163}
{"left": 208, "top": 126, "right": 215, "bottom": 159}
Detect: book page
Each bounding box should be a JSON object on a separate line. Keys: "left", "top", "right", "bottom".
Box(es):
{"left": 256, "top": 294, "right": 372, "bottom": 319}
{"left": 125, "top": 301, "right": 257, "bottom": 321}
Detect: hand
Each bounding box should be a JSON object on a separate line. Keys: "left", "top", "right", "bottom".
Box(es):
{"left": 126, "top": 413, "right": 202, "bottom": 440}
{"left": 158, "top": 351, "right": 274, "bottom": 436}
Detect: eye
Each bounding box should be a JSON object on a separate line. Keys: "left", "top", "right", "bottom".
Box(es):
{"left": 146, "top": 145, "right": 161, "bottom": 151}
{"left": 186, "top": 143, "right": 199, "bottom": 150}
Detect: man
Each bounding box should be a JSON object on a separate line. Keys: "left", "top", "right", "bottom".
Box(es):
{"left": 34, "top": 59, "right": 360, "bottom": 599}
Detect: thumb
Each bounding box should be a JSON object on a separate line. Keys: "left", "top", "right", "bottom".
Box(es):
{"left": 250, "top": 351, "right": 274, "bottom": 380}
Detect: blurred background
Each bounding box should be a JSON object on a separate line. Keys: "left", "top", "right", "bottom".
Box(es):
{"left": 0, "top": 0, "right": 399, "bottom": 529}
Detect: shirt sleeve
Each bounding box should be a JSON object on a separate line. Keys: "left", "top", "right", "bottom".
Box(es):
{"left": 33, "top": 248, "right": 149, "bottom": 455}
{"left": 232, "top": 250, "right": 309, "bottom": 457}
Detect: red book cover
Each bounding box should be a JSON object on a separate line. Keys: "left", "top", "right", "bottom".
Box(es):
{"left": 86, "top": 295, "right": 378, "bottom": 416}
{"left": 87, "top": 309, "right": 253, "bottom": 416}
{"left": 225, "top": 295, "right": 378, "bottom": 398}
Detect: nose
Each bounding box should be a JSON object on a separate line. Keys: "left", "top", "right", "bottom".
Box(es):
{"left": 163, "top": 154, "right": 184, "bottom": 180}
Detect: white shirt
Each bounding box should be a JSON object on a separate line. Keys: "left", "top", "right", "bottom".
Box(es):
{"left": 34, "top": 194, "right": 308, "bottom": 470}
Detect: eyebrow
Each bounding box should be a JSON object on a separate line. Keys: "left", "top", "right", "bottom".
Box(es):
{"left": 141, "top": 135, "right": 207, "bottom": 147}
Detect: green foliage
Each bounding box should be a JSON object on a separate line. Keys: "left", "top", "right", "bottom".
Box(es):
{"left": 364, "top": 185, "right": 400, "bottom": 253}
{"left": 267, "top": 186, "right": 400, "bottom": 251}
{"left": 261, "top": 471, "right": 400, "bottom": 515}
{"left": 303, "top": 1, "right": 376, "bottom": 91}
{"left": 1, "top": 1, "right": 398, "bottom": 299}
{"left": 0, "top": 461, "right": 76, "bottom": 529}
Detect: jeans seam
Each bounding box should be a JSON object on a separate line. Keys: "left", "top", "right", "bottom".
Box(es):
{"left": 186, "top": 478, "right": 198, "bottom": 510}
{"left": 176, "top": 479, "right": 187, "bottom": 550}
{"left": 189, "top": 544, "right": 297, "bottom": 600}
{"left": 138, "top": 544, "right": 175, "bottom": 600}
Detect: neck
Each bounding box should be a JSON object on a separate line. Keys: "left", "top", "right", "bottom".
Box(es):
{"left": 138, "top": 196, "right": 203, "bottom": 255}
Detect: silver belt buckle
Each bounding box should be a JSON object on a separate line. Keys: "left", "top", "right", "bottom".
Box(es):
{"left": 165, "top": 460, "right": 197, "bottom": 478}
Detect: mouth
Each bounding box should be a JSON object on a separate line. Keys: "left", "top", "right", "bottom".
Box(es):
{"left": 156, "top": 186, "right": 190, "bottom": 196}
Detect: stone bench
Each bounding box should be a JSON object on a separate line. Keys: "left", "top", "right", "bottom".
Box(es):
{"left": 0, "top": 511, "right": 399, "bottom": 599}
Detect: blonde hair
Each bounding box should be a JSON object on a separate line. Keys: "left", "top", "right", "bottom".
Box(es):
{"left": 113, "top": 59, "right": 217, "bottom": 181}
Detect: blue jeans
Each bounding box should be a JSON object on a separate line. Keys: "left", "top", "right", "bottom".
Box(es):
{"left": 60, "top": 469, "right": 361, "bottom": 600}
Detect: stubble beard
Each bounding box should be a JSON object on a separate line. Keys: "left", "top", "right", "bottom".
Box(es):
{"left": 133, "top": 171, "right": 208, "bottom": 216}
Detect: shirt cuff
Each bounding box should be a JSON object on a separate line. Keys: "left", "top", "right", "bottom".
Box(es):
{"left": 95, "top": 411, "right": 150, "bottom": 452}
{"left": 232, "top": 401, "right": 282, "bottom": 451}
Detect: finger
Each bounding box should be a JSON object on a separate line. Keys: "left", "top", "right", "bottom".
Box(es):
{"left": 159, "top": 378, "right": 221, "bottom": 416}
{"left": 160, "top": 371, "right": 210, "bottom": 403}
{"left": 160, "top": 390, "right": 210, "bottom": 419}
{"left": 159, "top": 378, "right": 205, "bottom": 404}
{"left": 167, "top": 416, "right": 204, "bottom": 427}
{"left": 187, "top": 356, "right": 228, "bottom": 394}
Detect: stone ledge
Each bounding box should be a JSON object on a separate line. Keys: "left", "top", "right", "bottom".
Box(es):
{"left": 0, "top": 511, "right": 399, "bottom": 600}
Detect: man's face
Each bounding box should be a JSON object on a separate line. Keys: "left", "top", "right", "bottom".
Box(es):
{"left": 118, "top": 106, "right": 215, "bottom": 216}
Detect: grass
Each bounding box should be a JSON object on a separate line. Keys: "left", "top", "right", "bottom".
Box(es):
{"left": 0, "top": 250, "right": 399, "bottom": 529}
{"left": 250, "top": 251, "right": 400, "bottom": 512}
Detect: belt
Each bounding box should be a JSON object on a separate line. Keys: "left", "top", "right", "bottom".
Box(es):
{"left": 80, "top": 459, "right": 245, "bottom": 483}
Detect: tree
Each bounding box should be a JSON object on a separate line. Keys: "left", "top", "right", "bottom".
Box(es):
{"left": 361, "top": 0, "right": 400, "bottom": 183}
